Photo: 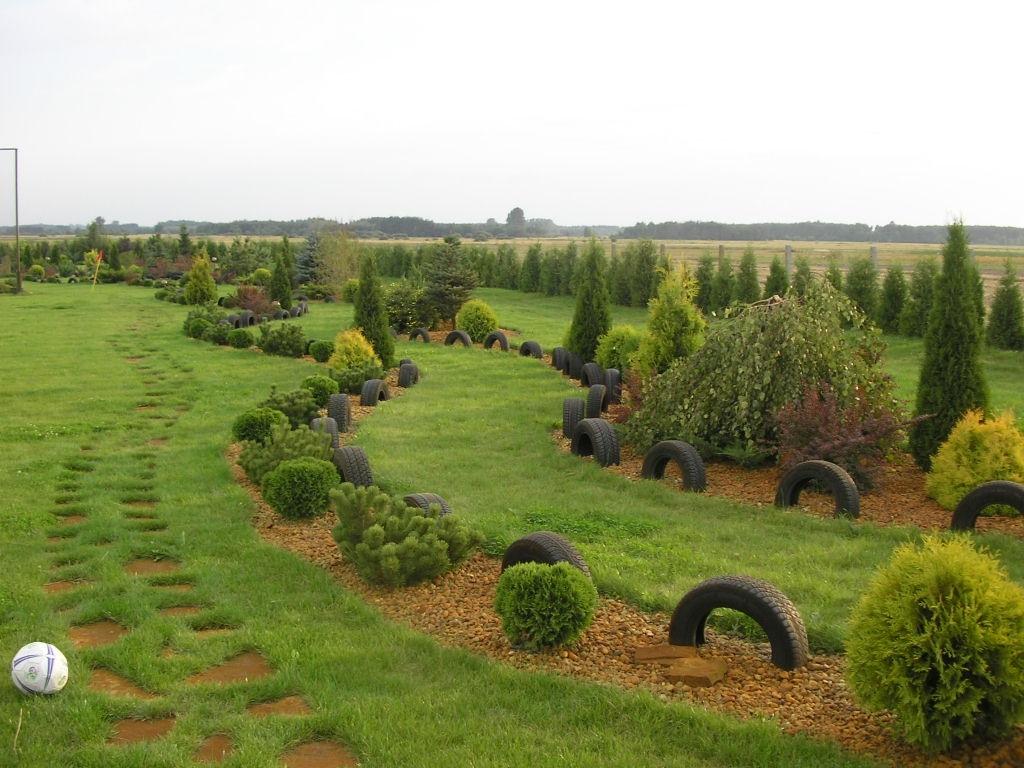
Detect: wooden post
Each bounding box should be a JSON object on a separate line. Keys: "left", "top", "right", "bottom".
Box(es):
{"left": 785, "top": 244, "right": 793, "bottom": 277}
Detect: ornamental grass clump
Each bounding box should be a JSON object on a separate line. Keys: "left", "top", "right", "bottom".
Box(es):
{"left": 494, "top": 562, "right": 597, "bottom": 650}
{"left": 846, "top": 536, "right": 1024, "bottom": 752}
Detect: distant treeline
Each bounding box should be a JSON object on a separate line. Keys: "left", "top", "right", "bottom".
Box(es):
{"left": 618, "top": 221, "right": 1024, "bottom": 246}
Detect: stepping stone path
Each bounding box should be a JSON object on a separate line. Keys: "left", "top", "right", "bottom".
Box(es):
{"left": 70, "top": 620, "right": 128, "bottom": 649}
{"left": 160, "top": 606, "right": 201, "bottom": 617}
{"left": 44, "top": 580, "right": 86, "bottom": 593}
{"left": 60, "top": 515, "right": 86, "bottom": 525}
{"left": 88, "top": 668, "right": 155, "bottom": 699}
{"left": 195, "top": 734, "right": 233, "bottom": 763}
{"left": 124, "top": 558, "right": 179, "bottom": 576}
{"left": 107, "top": 717, "right": 175, "bottom": 746}
{"left": 187, "top": 651, "right": 272, "bottom": 685}
{"left": 248, "top": 695, "right": 312, "bottom": 717}
{"left": 281, "top": 741, "right": 359, "bottom": 767}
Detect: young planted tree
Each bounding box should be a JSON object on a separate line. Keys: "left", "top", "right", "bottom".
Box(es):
{"left": 423, "top": 236, "right": 478, "bottom": 326}
{"left": 709, "top": 253, "right": 736, "bottom": 312}
{"left": 565, "top": 239, "right": 611, "bottom": 362}
{"left": 607, "top": 251, "right": 630, "bottom": 305}
{"left": 538, "top": 249, "right": 561, "bottom": 296}
{"left": 909, "top": 222, "right": 989, "bottom": 469}
{"left": 631, "top": 265, "right": 706, "bottom": 375}
{"left": 694, "top": 253, "right": 715, "bottom": 313}
{"left": 735, "top": 248, "right": 761, "bottom": 304}
{"left": 898, "top": 257, "right": 939, "bottom": 337}
{"left": 825, "top": 254, "right": 844, "bottom": 292}
{"left": 183, "top": 252, "right": 217, "bottom": 305}
{"left": 353, "top": 251, "right": 395, "bottom": 368}
{"left": 559, "top": 241, "right": 578, "bottom": 295}
{"left": 178, "top": 224, "right": 192, "bottom": 257}
{"left": 987, "top": 260, "right": 1024, "bottom": 351}
{"left": 519, "top": 243, "right": 542, "bottom": 292}
{"left": 281, "top": 236, "right": 296, "bottom": 287}
{"left": 297, "top": 231, "right": 321, "bottom": 285}
{"left": 878, "top": 265, "right": 908, "bottom": 334}
{"left": 791, "top": 256, "right": 813, "bottom": 298}
{"left": 627, "top": 239, "right": 660, "bottom": 308}
{"left": 270, "top": 253, "right": 293, "bottom": 310}
{"left": 763, "top": 256, "right": 789, "bottom": 299}
{"left": 969, "top": 260, "right": 986, "bottom": 327}
{"left": 845, "top": 256, "right": 879, "bottom": 320}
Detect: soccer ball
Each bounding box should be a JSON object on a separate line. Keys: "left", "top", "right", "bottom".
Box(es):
{"left": 10, "top": 643, "right": 68, "bottom": 695}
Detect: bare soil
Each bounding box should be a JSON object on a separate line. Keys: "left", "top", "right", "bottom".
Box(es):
{"left": 281, "top": 742, "right": 359, "bottom": 768}
{"left": 69, "top": 620, "right": 128, "bottom": 649}
{"left": 124, "top": 558, "right": 179, "bottom": 576}
{"left": 186, "top": 651, "right": 273, "bottom": 686}
{"left": 195, "top": 734, "right": 233, "bottom": 763}
{"left": 88, "top": 668, "right": 155, "bottom": 699}
{"left": 248, "top": 695, "right": 312, "bottom": 717}
{"left": 107, "top": 717, "right": 175, "bottom": 745}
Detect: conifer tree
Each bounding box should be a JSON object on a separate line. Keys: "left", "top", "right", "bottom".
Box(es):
{"left": 694, "top": 253, "right": 715, "bottom": 313}
{"left": 519, "top": 243, "right": 542, "bottom": 292}
{"left": 627, "top": 239, "right": 660, "bottom": 308}
{"left": 607, "top": 252, "right": 630, "bottom": 305}
{"left": 763, "top": 256, "right": 789, "bottom": 298}
{"left": 178, "top": 224, "right": 192, "bottom": 257}
{"left": 844, "top": 256, "right": 879, "bottom": 319}
{"left": 825, "top": 254, "right": 844, "bottom": 292}
{"left": 969, "top": 259, "right": 986, "bottom": 327}
{"left": 877, "top": 265, "right": 908, "bottom": 334}
{"left": 354, "top": 251, "right": 395, "bottom": 368}
{"left": 986, "top": 259, "right": 1024, "bottom": 351}
{"left": 709, "top": 254, "right": 736, "bottom": 312}
{"left": 539, "top": 249, "right": 561, "bottom": 296}
{"left": 735, "top": 247, "right": 761, "bottom": 304}
{"left": 559, "top": 241, "right": 578, "bottom": 295}
{"left": 631, "top": 265, "right": 706, "bottom": 375}
{"left": 898, "top": 257, "right": 939, "bottom": 337}
{"left": 791, "top": 255, "right": 813, "bottom": 297}
{"left": 423, "top": 236, "right": 478, "bottom": 325}
{"left": 281, "top": 236, "right": 296, "bottom": 287}
{"left": 297, "top": 231, "right": 322, "bottom": 284}
{"left": 909, "top": 221, "right": 989, "bottom": 469}
{"left": 183, "top": 252, "right": 217, "bottom": 305}
{"left": 270, "top": 253, "right": 293, "bottom": 310}
{"left": 565, "top": 239, "right": 611, "bottom": 361}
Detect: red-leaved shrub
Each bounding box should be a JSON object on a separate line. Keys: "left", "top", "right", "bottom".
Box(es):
{"left": 236, "top": 285, "right": 273, "bottom": 316}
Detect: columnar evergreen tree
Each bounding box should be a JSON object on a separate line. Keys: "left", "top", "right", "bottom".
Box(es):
{"left": 709, "top": 254, "right": 735, "bottom": 312}
{"left": 898, "top": 257, "right": 939, "bottom": 337}
{"left": 495, "top": 245, "right": 519, "bottom": 289}
{"left": 559, "top": 241, "right": 578, "bottom": 295}
{"left": 423, "top": 236, "right": 478, "bottom": 325}
{"left": 183, "top": 252, "right": 217, "bottom": 304}
{"left": 969, "top": 260, "right": 986, "bottom": 327}
{"left": 565, "top": 239, "right": 611, "bottom": 361}
{"left": 791, "top": 256, "right": 813, "bottom": 297}
{"left": 519, "top": 243, "right": 542, "bottom": 292}
{"left": 297, "top": 231, "right": 321, "bottom": 284}
{"left": 763, "top": 256, "right": 789, "bottom": 298}
{"left": 607, "top": 251, "right": 630, "bottom": 306}
{"left": 631, "top": 265, "right": 706, "bottom": 375}
{"left": 909, "top": 222, "right": 989, "bottom": 469}
{"left": 178, "top": 224, "right": 192, "bottom": 257}
{"left": 877, "top": 265, "right": 908, "bottom": 334}
{"left": 627, "top": 239, "right": 660, "bottom": 308}
{"left": 825, "top": 254, "right": 844, "bottom": 292}
{"left": 538, "top": 249, "right": 562, "bottom": 296}
{"left": 281, "top": 236, "right": 296, "bottom": 287}
{"left": 270, "top": 253, "right": 293, "bottom": 310}
{"left": 694, "top": 253, "right": 715, "bottom": 313}
{"left": 986, "top": 260, "right": 1024, "bottom": 351}
{"left": 354, "top": 251, "right": 395, "bottom": 368}
{"left": 736, "top": 248, "right": 761, "bottom": 304}
{"left": 844, "top": 256, "right": 879, "bottom": 319}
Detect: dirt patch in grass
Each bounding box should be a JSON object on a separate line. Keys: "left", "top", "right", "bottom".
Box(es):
{"left": 107, "top": 717, "right": 174, "bottom": 745}
{"left": 44, "top": 580, "right": 87, "bottom": 594}
{"left": 160, "top": 606, "right": 201, "bottom": 617}
{"left": 248, "top": 695, "right": 312, "bottom": 717}
{"left": 281, "top": 742, "right": 359, "bottom": 768}
{"left": 187, "top": 651, "right": 273, "bottom": 686}
{"left": 147, "top": 437, "right": 168, "bottom": 447}
{"left": 195, "top": 734, "right": 233, "bottom": 763}
{"left": 88, "top": 668, "right": 156, "bottom": 699}
{"left": 69, "top": 620, "right": 128, "bottom": 649}
{"left": 59, "top": 515, "right": 86, "bottom": 526}
{"left": 124, "top": 558, "right": 179, "bottom": 576}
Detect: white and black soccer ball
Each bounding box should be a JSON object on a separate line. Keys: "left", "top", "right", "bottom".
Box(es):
{"left": 10, "top": 643, "right": 68, "bottom": 695}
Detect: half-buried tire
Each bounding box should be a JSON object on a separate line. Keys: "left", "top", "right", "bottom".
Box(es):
{"left": 581, "top": 362, "right": 604, "bottom": 388}
{"left": 951, "top": 481, "right": 1024, "bottom": 531}
{"left": 403, "top": 493, "right": 452, "bottom": 517}
{"left": 360, "top": 378, "right": 390, "bottom": 406}
{"left": 562, "top": 398, "right": 584, "bottom": 439}
{"left": 501, "top": 531, "right": 590, "bottom": 577}
{"left": 409, "top": 327, "right": 430, "bottom": 343}
{"left": 571, "top": 418, "right": 620, "bottom": 467}
{"left": 309, "top": 417, "right": 340, "bottom": 450}
{"left": 774, "top": 460, "right": 860, "bottom": 518}
{"left": 641, "top": 440, "right": 707, "bottom": 492}
{"left": 604, "top": 368, "right": 622, "bottom": 404}
{"left": 327, "top": 393, "right": 351, "bottom": 433}
{"left": 669, "top": 575, "right": 809, "bottom": 670}
{"left": 585, "top": 384, "right": 607, "bottom": 417}
{"left": 483, "top": 331, "right": 509, "bottom": 351}
{"left": 567, "top": 352, "right": 583, "bottom": 380}
{"left": 551, "top": 347, "right": 568, "bottom": 373}
{"left": 398, "top": 363, "right": 420, "bottom": 388}
{"left": 519, "top": 340, "right": 542, "bottom": 358}
{"left": 333, "top": 446, "right": 373, "bottom": 487}
{"left": 444, "top": 330, "right": 472, "bottom": 347}
{"left": 399, "top": 358, "right": 414, "bottom": 367}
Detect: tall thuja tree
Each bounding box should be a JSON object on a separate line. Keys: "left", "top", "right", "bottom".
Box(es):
{"left": 177, "top": 224, "right": 192, "bottom": 258}
{"left": 631, "top": 265, "right": 706, "bottom": 375}
{"left": 423, "top": 236, "right": 478, "bottom": 326}
{"left": 909, "top": 221, "right": 988, "bottom": 469}
{"left": 559, "top": 241, "right": 578, "bottom": 295}
{"left": 736, "top": 248, "right": 761, "bottom": 304}
{"left": 987, "top": 259, "right": 1024, "bottom": 351}
{"left": 607, "top": 250, "right": 630, "bottom": 306}
{"left": 627, "top": 239, "right": 660, "bottom": 308}
{"left": 763, "top": 256, "right": 789, "bottom": 298}
{"left": 825, "top": 254, "right": 844, "bottom": 292}
{"left": 538, "top": 249, "right": 561, "bottom": 296}
{"left": 270, "top": 253, "right": 293, "bottom": 310}
{"left": 694, "top": 252, "right": 715, "bottom": 313}
{"left": 519, "top": 243, "right": 542, "bottom": 292}
{"left": 565, "top": 239, "right": 611, "bottom": 361}
{"left": 898, "top": 257, "right": 939, "bottom": 336}
{"left": 183, "top": 251, "right": 217, "bottom": 305}
{"left": 354, "top": 251, "right": 395, "bottom": 368}
{"left": 495, "top": 244, "right": 518, "bottom": 289}
{"left": 296, "top": 231, "right": 321, "bottom": 284}
{"left": 281, "top": 236, "right": 296, "bottom": 287}
{"left": 709, "top": 253, "right": 735, "bottom": 312}
{"left": 845, "top": 256, "right": 879, "bottom": 320}
{"left": 877, "top": 265, "right": 908, "bottom": 334}
{"left": 969, "top": 259, "right": 986, "bottom": 327}
{"left": 791, "top": 256, "right": 813, "bottom": 298}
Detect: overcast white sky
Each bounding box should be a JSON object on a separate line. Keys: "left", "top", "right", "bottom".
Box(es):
{"left": 1, "top": 0, "right": 1022, "bottom": 227}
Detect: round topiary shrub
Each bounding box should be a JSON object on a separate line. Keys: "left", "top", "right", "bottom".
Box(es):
{"left": 261, "top": 457, "right": 338, "bottom": 518}
{"left": 455, "top": 299, "right": 498, "bottom": 343}
{"left": 494, "top": 562, "right": 598, "bottom": 650}
{"left": 926, "top": 410, "right": 1024, "bottom": 512}
{"left": 232, "top": 407, "right": 289, "bottom": 444}
{"left": 251, "top": 267, "right": 273, "bottom": 287}
{"left": 309, "top": 340, "right": 335, "bottom": 363}
{"left": 846, "top": 535, "right": 1024, "bottom": 752}
{"left": 301, "top": 374, "right": 339, "bottom": 407}
{"left": 227, "top": 328, "right": 254, "bottom": 349}
{"left": 595, "top": 325, "right": 643, "bottom": 373}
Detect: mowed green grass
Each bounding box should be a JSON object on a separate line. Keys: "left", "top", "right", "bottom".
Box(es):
{"left": 0, "top": 284, "right": 878, "bottom": 767}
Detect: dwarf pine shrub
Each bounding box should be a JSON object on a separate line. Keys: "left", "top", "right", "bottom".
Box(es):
{"left": 238, "top": 422, "right": 333, "bottom": 485}
{"left": 258, "top": 387, "right": 318, "bottom": 428}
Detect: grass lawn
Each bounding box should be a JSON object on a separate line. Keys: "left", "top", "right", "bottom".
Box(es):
{"left": 0, "top": 284, "right": 879, "bottom": 767}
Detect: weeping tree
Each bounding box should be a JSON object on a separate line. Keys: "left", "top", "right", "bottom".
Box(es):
{"left": 987, "top": 259, "right": 1024, "bottom": 351}
{"left": 565, "top": 239, "right": 611, "bottom": 361}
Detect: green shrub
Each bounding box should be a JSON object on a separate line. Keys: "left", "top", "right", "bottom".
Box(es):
{"left": 630, "top": 266, "right": 706, "bottom": 376}
{"left": 187, "top": 318, "right": 213, "bottom": 340}
{"left": 257, "top": 323, "right": 306, "bottom": 357}
{"left": 494, "top": 562, "right": 597, "bottom": 650}
{"left": 455, "top": 299, "right": 498, "bottom": 343}
{"left": 877, "top": 265, "right": 907, "bottom": 334}
{"left": 330, "top": 483, "right": 481, "bottom": 587}
{"left": 202, "top": 321, "right": 230, "bottom": 345}
{"left": 251, "top": 267, "right": 272, "bottom": 287}
{"left": 27, "top": 264, "right": 45, "bottom": 281}
{"left": 309, "top": 340, "right": 335, "bottom": 363}
{"left": 227, "top": 328, "right": 254, "bottom": 349}
{"left": 925, "top": 410, "right": 1024, "bottom": 510}
{"left": 383, "top": 280, "right": 428, "bottom": 332}
{"left": 709, "top": 254, "right": 735, "bottom": 313}
{"left": 341, "top": 278, "right": 360, "bottom": 302}
{"left": 844, "top": 256, "right": 879, "bottom": 319}
{"left": 735, "top": 248, "right": 761, "bottom": 304}
{"left": 184, "top": 254, "right": 217, "bottom": 305}
{"left": 183, "top": 305, "right": 225, "bottom": 337}
{"left": 327, "top": 328, "right": 380, "bottom": 370}
{"left": 330, "top": 362, "right": 385, "bottom": 395}
{"left": 595, "top": 325, "right": 643, "bottom": 373}
{"left": 232, "top": 407, "right": 289, "bottom": 444}
{"left": 238, "top": 422, "right": 333, "bottom": 485}
{"left": 269, "top": 253, "right": 292, "bottom": 310}
{"left": 694, "top": 253, "right": 715, "bottom": 313}
{"left": 846, "top": 536, "right": 1024, "bottom": 752}
{"left": 762, "top": 256, "right": 788, "bottom": 299}
{"left": 262, "top": 457, "right": 338, "bottom": 518}
{"left": 301, "top": 374, "right": 339, "bottom": 407}
{"left": 987, "top": 260, "right": 1024, "bottom": 351}
{"left": 258, "top": 387, "right": 319, "bottom": 428}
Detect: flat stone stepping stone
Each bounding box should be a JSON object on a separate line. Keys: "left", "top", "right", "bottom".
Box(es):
{"left": 281, "top": 741, "right": 359, "bottom": 767}
{"left": 107, "top": 717, "right": 175, "bottom": 745}
{"left": 88, "top": 668, "right": 156, "bottom": 699}
{"left": 195, "top": 734, "right": 233, "bottom": 763}
{"left": 44, "top": 580, "right": 87, "bottom": 594}
{"left": 125, "top": 558, "right": 179, "bottom": 576}
{"left": 160, "top": 606, "right": 201, "bottom": 618}
{"left": 187, "top": 651, "right": 272, "bottom": 685}
{"left": 247, "top": 695, "right": 312, "bottom": 717}
{"left": 70, "top": 620, "right": 128, "bottom": 649}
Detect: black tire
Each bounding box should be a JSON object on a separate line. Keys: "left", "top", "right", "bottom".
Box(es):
{"left": 571, "top": 418, "right": 620, "bottom": 467}
{"left": 399, "top": 358, "right": 413, "bottom": 367}
{"left": 309, "top": 417, "right": 340, "bottom": 450}
{"left": 483, "top": 331, "right": 509, "bottom": 351}
{"left": 604, "top": 368, "right": 622, "bottom": 404}
{"left": 240, "top": 310, "right": 256, "bottom": 327}
{"left": 668, "top": 575, "right": 809, "bottom": 670}
{"left": 562, "top": 398, "right": 584, "bottom": 439}
{"left": 333, "top": 446, "right": 373, "bottom": 487}
{"left": 360, "top": 378, "right": 390, "bottom": 406}
{"left": 951, "top": 481, "right": 1024, "bottom": 531}
{"left": 409, "top": 327, "right": 430, "bottom": 343}
{"left": 403, "top": 493, "right": 452, "bottom": 517}
{"left": 581, "top": 362, "right": 604, "bottom": 388}
{"left": 551, "top": 347, "right": 568, "bottom": 373}
{"left": 501, "top": 531, "right": 590, "bottom": 577}
{"left": 273, "top": 309, "right": 287, "bottom": 320}
{"left": 519, "top": 340, "right": 542, "bottom": 359}
{"left": 327, "top": 393, "right": 352, "bottom": 433}
{"left": 289, "top": 306, "right": 301, "bottom": 318}
{"left": 585, "top": 384, "right": 607, "bottom": 417}
{"left": 217, "top": 296, "right": 226, "bottom": 307}
{"left": 567, "top": 352, "right": 583, "bottom": 380}
{"left": 296, "top": 294, "right": 308, "bottom": 302}
{"left": 641, "top": 440, "right": 707, "bottom": 492}
{"left": 398, "top": 363, "right": 420, "bottom": 387}
{"left": 774, "top": 460, "right": 860, "bottom": 518}
{"left": 444, "top": 330, "right": 473, "bottom": 347}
